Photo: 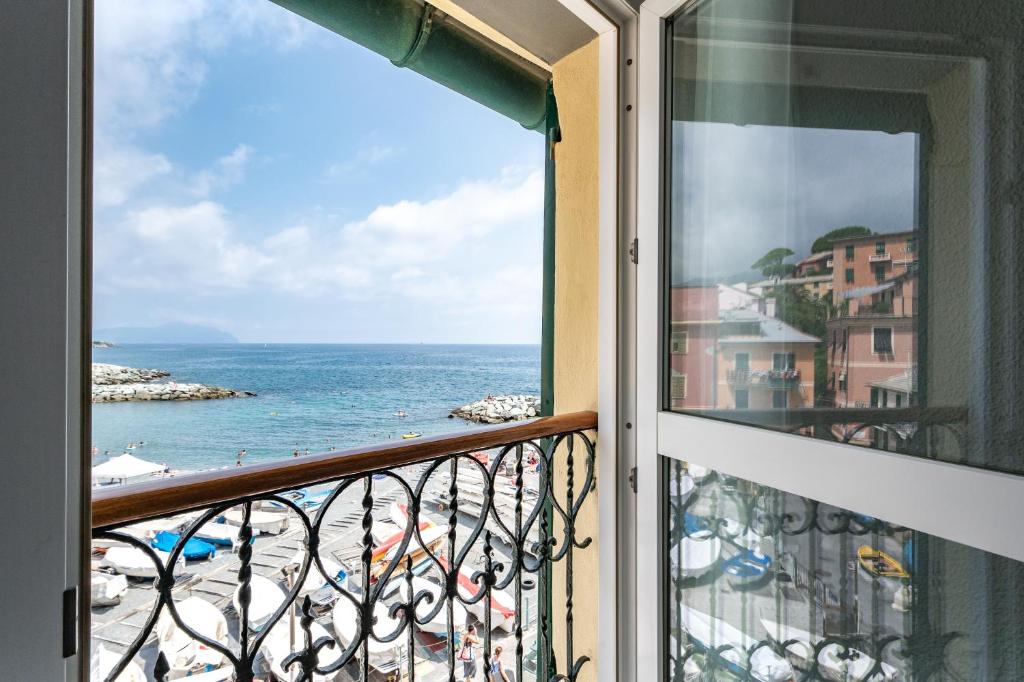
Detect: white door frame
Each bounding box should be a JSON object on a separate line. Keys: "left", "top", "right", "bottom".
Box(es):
{"left": 634, "top": 1, "right": 1024, "bottom": 680}
{"left": 0, "top": 0, "right": 88, "bottom": 679}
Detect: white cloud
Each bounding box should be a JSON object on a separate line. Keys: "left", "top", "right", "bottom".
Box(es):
{"left": 93, "top": 139, "right": 172, "bottom": 209}
{"left": 192, "top": 144, "right": 254, "bottom": 197}
{"left": 95, "top": 167, "right": 543, "bottom": 300}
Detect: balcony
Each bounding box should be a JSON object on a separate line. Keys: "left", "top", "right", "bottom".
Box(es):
{"left": 91, "top": 412, "right": 597, "bottom": 682}
{"left": 727, "top": 368, "right": 801, "bottom": 387}
{"left": 868, "top": 252, "right": 891, "bottom": 262}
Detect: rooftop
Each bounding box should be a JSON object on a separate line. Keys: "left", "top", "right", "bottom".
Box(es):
{"left": 719, "top": 309, "right": 820, "bottom": 344}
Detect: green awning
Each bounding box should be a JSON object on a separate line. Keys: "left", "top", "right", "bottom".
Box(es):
{"left": 272, "top": 0, "right": 550, "bottom": 131}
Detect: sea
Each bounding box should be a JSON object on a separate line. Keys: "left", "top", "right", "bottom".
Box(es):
{"left": 91, "top": 344, "right": 540, "bottom": 472}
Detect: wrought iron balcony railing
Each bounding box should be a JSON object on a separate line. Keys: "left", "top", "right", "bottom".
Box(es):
{"left": 91, "top": 411, "right": 597, "bottom": 682}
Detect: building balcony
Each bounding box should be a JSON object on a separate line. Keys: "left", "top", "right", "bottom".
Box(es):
{"left": 868, "top": 252, "right": 891, "bottom": 262}
{"left": 91, "top": 412, "right": 597, "bottom": 682}
{"left": 727, "top": 368, "right": 801, "bottom": 386}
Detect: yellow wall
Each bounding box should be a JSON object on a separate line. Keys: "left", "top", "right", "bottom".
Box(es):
{"left": 551, "top": 36, "right": 601, "bottom": 682}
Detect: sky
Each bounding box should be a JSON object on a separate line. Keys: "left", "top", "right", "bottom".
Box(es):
{"left": 671, "top": 121, "right": 918, "bottom": 283}
{"left": 92, "top": 0, "right": 545, "bottom": 344}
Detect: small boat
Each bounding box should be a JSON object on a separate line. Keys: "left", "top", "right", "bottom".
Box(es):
{"left": 452, "top": 563, "right": 515, "bottom": 631}
{"left": 156, "top": 597, "right": 230, "bottom": 677}
{"left": 222, "top": 508, "right": 287, "bottom": 535}
{"left": 90, "top": 644, "right": 145, "bottom": 682}
{"left": 195, "top": 521, "right": 260, "bottom": 547}
{"left": 857, "top": 546, "right": 909, "bottom": 578}
{"left": 288, "top": 549, "right": 347, "bottom": 594}
{"left": 100, "top": 546, "right": 183, "bottom": 579}
{"left": 402, "top": 432, "right": 422, "bottom": 440}
{"left": 261, "top": 615, "right": 342, "bottom": 682}
{"left": 372, "top": 525, "right": 446, "bottom": 580}
{"left": 332, "top": 593, "right": 402, "bottom": 674}
{"left": 372, "top": 520, "right": 433, "bottom": 563}
{"left": 394, "top": 410, "right": 407, "bottom": 417}
{"left": 151, "top": 531, "right": 217, "bottom": 561}
{"left": 407, "top": 577, "right": 471, "bottom": 634}
{"left": 91, "top": 572, "right": 128, "bottom": 607}
{"left": 233, "top": 574, "right": 286, "bottom": 631}
{"left": 669, "top": 535, "right": 721, "bottom": 578}
{"left": 389, "top": 501, "right": 411, "bottom": 528}
{"left": 723, "top": 549, "right": 771, "bottom": 585}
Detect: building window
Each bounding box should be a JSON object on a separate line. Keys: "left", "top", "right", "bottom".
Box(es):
{"left": 873, "top": 327, "right": 894, "bottom": 353}
{"left": 875, "top": 240, "right": 886, "bottom": 254}
{"left": 839, "top": 374, "right": 847, "bottom": 391}
{"left": 734, "top": 352, "right": 749, "bottom": 370}
{"left": 845, "top": 268, "right": 854, "bottom": 283}
{"left": 772, "top": 389, "right": 788, "bottom": 408}
{"left": 874, "top": 264, "right": 887, "bottom": 283}
{"left": 734, "top": 389, "right": 749, "bottom": 410}
{"left": 907, "top": 237, "right": 917, "bottom": 253}
{"left": 671, "top": 372, "right": 687, "bottom": 400}
{"left": 772, "top": 352, "right": 796, "bottom": 370}
{"left": 842, "top": 329, "right": 848, "bottom": 350}
{"left": 845, "top": 245, "right": 854, "bottom": 260}
{"left": 896, "top": 394, "right": 903, "bottom": 407}
{"left": 870, "top": 387, "right": 880, "bottom": 407}
{"left": 670, "top": 330, "right": 688, "bottom": 354}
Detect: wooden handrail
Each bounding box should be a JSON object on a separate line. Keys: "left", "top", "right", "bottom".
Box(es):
{"left": 92, "top": 410, "right": 597, "bottom": 530}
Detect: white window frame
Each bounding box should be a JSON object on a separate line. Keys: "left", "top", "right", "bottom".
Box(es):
{"left": 635, "top": 3, "right": 1024, "bottom": 680}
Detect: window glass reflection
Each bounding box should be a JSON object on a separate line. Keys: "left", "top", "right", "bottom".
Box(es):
{"left": 664, "top": 0, "right": 1023, "bottom": 472}
{"left": 665, "top": 459, "right": 1024, "bottom": 680}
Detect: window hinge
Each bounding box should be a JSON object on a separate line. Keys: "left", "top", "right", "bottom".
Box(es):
{"left": 62, "top": 586, "right": 78, "bottom": 658}
{"left": 629, "top": 237, "right": 639, "bottom": 264}
{"left": 628, "top": 466, "right": 637, "bottom": 493}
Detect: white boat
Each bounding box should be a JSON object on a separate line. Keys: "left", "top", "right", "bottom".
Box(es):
{"left": 156, "top": 596, "right": 230, "bottom": 677}
{"left": 288, "top": 550, "right": 346, "bottom": 594}
{"left": 91, "top": 572, "right": 128, "bottom": 607}
{"left": 760, "top": 617, "right": 900, "bottom": 681}
{"left": 195, "top": 520, "right": 261, "bottom": 547}
{"left": 670, "top": 473, "right": 696, "bottom": 504}
{"left": 373, "top": 525, "right": 446, "bottom": 580}
{"left": 389, "top": 501, "right": 410, "bottom": 528}
{"left": 453, "top": 564, "right": 515, "bottom": 632}
{"left": 223, "top": 508, "right": 287, "bottom": 535}
{"left": 396, "top": 575, "right": 466, "bottom": 635}
{"left": 332, "top": 594, "right": 402, "bottom": 674}
{"left": 233, "top": 574, "right": 287, "bottom": 631}
{"left": 262, "top": 615, "right": 342, "bottom": 682}
{"left": 90, "top": 645, "right": 145, "bottom": 682}
{"left": 679, "top": 606, "right": 794, "bottom": 682}
{"left": 100, "top": 546, "right": 182, "bottom": 579}
{"left": 670, "top": 536, "right": 722, "bottom": 578}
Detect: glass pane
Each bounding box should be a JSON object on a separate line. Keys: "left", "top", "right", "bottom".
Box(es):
{"left": 664, "top": 458, "right": 1024, "bottom": 680}
{"left": 664, "top": 1, "right": 1024, "bottom": 473}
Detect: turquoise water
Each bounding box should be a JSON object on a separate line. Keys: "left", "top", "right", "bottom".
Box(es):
{"left": 91, "top": 344, "right": 539, "bottom": 471}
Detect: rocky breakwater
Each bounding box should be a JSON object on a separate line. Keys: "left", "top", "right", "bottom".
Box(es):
{"left": 449, "top": 394, "right": 540, "bottom": 424}
{"left": 92, "top": 363, "right": 254, "bottom": 403}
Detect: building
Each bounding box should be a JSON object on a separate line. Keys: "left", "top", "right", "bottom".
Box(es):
{"left": 716, "top": 308, "right": 818, "bottom": 410}
{"left": 794, "top": 250, "right": 834, "bottom": 277}
{"left": 667, "top": 286, "right": 718, "bottom": 409}
{"left": 753, "top": 273, "right": 834, "bottom": 299}
{"left": 831, "top": 230, "right": 919, "bottom": 301}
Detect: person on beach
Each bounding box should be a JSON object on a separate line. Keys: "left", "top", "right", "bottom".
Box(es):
{"left": 486, "top": 645, "right": 511, "bottom": 681}
{"left": 293, "top": 449, "right": 299, "bottom": 458}
{"left": 458, "top": 624, "right": 479, "bottom": 681}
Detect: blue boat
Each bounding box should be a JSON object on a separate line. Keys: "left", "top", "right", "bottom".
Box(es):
{"left": 151, "top": 531, "right": 217, "bottom": 561}
{"left": 723, "top": 549, "right": 771, "bottom": 584}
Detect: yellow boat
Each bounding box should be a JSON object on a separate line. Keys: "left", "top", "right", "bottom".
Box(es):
{"left": 402, "top": 432, "right": 422, "bottom": 440}
{"left": 857, "top": 545, "right": 909, "bottom": 578}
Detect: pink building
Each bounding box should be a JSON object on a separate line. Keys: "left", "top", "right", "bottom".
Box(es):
{"left": 668, "top": 286, "right": 718, "bottom": 409}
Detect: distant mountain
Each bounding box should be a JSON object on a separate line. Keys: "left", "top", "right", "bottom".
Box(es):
{"left": 93, "top": 322, "right": 238, "bottom": 344}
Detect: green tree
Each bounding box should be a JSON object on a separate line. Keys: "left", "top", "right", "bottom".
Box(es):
{"left": 811, "top": 225, "right": 872, "bottom": 254}
{"left": 751, "top": 247, "right": 796, "bottom": 280}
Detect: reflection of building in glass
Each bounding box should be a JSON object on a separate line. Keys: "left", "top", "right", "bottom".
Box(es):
{"left": 668, "top": 286, "right": 718, "bottom": 409}
{"left": 826, "top": 231, "right": 919, "bottom": 410}
{"left": 669, "top": 286, "right": 818, "bottom": 410}
{"left": 717, "top": 309, "right": 817, "bottom": 410}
